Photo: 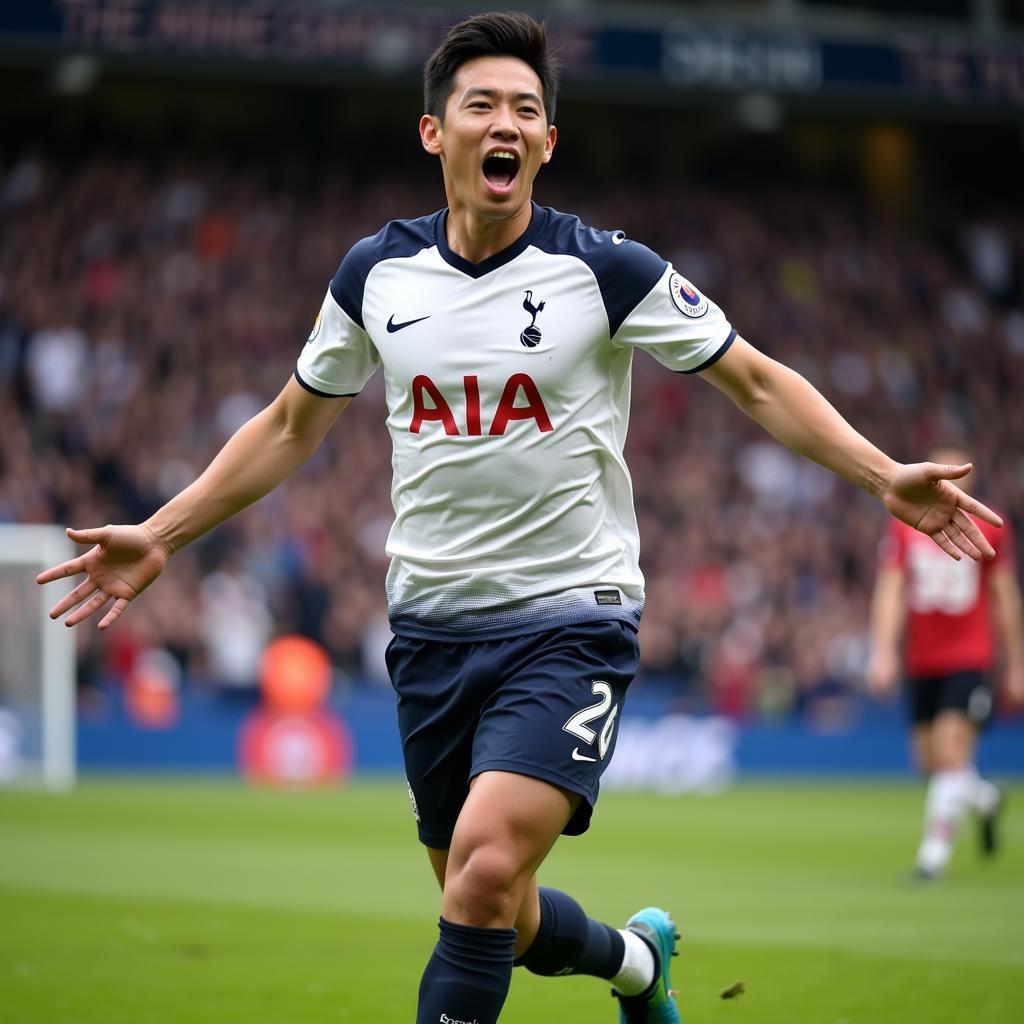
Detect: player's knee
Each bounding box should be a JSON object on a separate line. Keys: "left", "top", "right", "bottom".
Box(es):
{"left": 931, "top": 722, "right": 973, "bottom": 770}
{"left": 445, "top": 844, "right": 525, "bottom": 924}
{"left": 932, "top": 745, "right": 970, "bottom": 771}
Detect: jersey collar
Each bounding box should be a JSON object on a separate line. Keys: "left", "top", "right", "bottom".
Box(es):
{"left": 435, "top": 202, "right": 546, "bottom": 279}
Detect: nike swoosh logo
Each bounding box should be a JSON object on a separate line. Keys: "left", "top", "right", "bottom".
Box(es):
{"left": 387, "top": 314, "right": 430, "bottom": 333}
{"left": 571, "top": 748, "right": 597, "bottom": 762}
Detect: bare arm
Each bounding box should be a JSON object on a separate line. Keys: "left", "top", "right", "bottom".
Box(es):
{"left": 990, "top": 564, "right": 1024, "bottom": 702}
{"left": 37, "top": 377, "right": 351, "bottom": 628}
{"left": 700, "top": 337, "right": 1001, "bottom": 559}
{"left": 146, "top": 377, "right": 351, "bottom": 554}
{"left": 865, "top": 565, "right": 907, "bottom": 698}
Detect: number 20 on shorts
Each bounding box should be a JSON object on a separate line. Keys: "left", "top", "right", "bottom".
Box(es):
{"left": 563, "top": 681, "right": 620, "bottom": 760}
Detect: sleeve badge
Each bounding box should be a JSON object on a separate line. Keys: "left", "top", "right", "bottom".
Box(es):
{"left": 669, "top": 273, "right": 709, "bottom": 318}
{"left": 307, "top": 309, "right": 323, "bottom": 343}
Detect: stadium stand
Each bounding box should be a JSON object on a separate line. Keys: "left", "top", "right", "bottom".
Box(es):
{"left": 2, "top": 150, "right": 1021, "bottom": 721}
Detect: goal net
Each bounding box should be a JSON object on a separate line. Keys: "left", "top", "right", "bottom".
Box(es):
{"left": 0, "top": 525, "right": 76, "bottom": 789}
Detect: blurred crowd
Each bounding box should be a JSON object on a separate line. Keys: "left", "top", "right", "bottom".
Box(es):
{"left": 2, "top": 153, "right": 1022, "bottom": 723}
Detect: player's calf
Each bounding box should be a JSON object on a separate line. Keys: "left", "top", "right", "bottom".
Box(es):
{"left": 416, "top": 918, "right": 516, "bottom": 1024}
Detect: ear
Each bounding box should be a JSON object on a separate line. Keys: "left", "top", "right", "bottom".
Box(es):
{"left": 541, "top": 123, "right": 557, "bottom": 165}
{"left": 420, "top": 114, "right": 443, "bottom": 156}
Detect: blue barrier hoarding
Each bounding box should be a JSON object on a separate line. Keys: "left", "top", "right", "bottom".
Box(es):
{"left": 72, "top": 685, "right": 1024, "bottom": 785}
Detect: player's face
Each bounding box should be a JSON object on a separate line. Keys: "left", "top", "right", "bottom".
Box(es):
{"left": 420, "top": 55, "right": 556, "bottom": 222}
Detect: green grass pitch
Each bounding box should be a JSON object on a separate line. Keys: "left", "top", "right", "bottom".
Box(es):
{"left": 2, "top": 779, "right": 1022, "bottom": 1023}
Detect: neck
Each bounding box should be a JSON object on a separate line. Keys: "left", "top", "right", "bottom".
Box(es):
{"left": 445, "top": 200, "right": 533, "bottom": 265}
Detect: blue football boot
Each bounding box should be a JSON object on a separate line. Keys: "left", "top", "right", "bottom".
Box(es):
{"left": 614, "top": 906, "right": 681, "bottom": 1023}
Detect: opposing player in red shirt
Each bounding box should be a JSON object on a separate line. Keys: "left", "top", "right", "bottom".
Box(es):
{"left": 867, "top": 444, "right": 1024, "bottom": 879}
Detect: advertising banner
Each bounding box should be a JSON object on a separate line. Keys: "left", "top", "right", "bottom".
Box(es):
{"left": 3, "top": 1, "right": 1023, "bottom": 110}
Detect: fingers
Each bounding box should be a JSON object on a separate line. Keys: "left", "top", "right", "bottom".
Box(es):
{"left": 1007, "top": 675, "right": 1024, "bottom": 703}
{"left": 867, "top": 662, "right": 897, "bottom": 696}
{"left": 48, "top": 579, "right": 99, "bottom": 620}
{"left": 935, "top": 513, "right": 992, "bottom": 562}
{"left": 49, "top": 583, "right": 133, "bottom": 629}
{"left": 930, "top": 530, "right": 962, "bottom": 561}
{"left": 938, "top": 509, "right": 984, "bottom": 561}
{"left": 865, "top": 673, "right": 890, "bottom": 698}
{"left": 928, "top": 461, "right": 972, "bottom": 481}
{"left": 63, "top": 590, "right": 113, "bottom": 628}
{"left": 955, "top": 493, "right": 1003, "bottom": 530}
{"left": 98, "top": 597, "right": 131, "bottom": 631}
{"left": 37, "top": 523, "right": 137, "bottom": 630}
{"left": 36, "top": 556, "right": 88, "bottom": 585}
{"left": 943, "top": 526, "right": 981, "bottom": 560}
{"left": 66, "top": 525, "right": 109, "bottom": 545}
{"left": 952, "top": 508, "right": 996, "bottom": 559}
{"left": 36, "top": 526, "right": 107, "bottom": 584}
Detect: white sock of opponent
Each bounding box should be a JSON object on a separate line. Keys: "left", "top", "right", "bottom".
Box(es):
{"left": 611, "top": 929, "right": 656, "bottom": 996}
{"left": 962, "top": 767, "right": 1000, "bottom": 816}
{"left": 916, "top": 770, "right": 972, "bottom": 873}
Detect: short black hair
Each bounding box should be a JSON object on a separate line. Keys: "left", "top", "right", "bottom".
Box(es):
{"left": 423, "top": 11, "right": 559, "bottom": 123}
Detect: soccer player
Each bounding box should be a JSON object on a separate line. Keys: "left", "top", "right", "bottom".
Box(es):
{"left": 867, "top": 443, "right": 1024, "bottom": 880}
{"left": 38, "top": 12, "right": 1003, "bottom": 1023}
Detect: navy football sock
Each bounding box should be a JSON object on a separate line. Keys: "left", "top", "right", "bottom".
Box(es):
{"left": 416, "top": 917, "right": 516, "bottom": 1024}
{"left": 514, "top": 887, "right": 625, "bottom": 978}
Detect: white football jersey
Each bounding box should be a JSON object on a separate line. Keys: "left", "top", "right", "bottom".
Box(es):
{"left": 296, "top": 203, "right": 734, "bottom": 640}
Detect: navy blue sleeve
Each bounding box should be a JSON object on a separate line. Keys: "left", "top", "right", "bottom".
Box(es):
{"left": 328, "top": 235, "right": 379, "bottom": 330}
{"left": 329, "top": 214, "right": 439, "bottom": 330}
{"left": 532, "top": 211, "right": 668, "bottom": 337}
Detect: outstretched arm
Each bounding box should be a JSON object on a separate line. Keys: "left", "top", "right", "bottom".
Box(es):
{"left": 865, "top": 565, "right": 907, "bottom": 699}
{"left": 700, "top": 336, "right": 1001, "bottom": 560}
{"left": 144, "top": 377, "right": 350, "bottom": 554}
{"left": 37, "top": 377, "right": 351, "bottom": 629}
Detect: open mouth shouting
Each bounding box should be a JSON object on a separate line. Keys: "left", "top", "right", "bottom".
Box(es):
{"left": 481, "top": 148, "right": 521, "bottom": 197}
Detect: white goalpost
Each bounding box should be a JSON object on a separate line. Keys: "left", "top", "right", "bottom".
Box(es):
{"left": 0, "top": 525, "right": 76, "bottom": 790}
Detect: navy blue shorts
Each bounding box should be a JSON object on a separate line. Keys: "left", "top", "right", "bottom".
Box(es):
{"left": 386, "top": 619, "right": 640, "bottom": 848}
{"left": 906, "top": 670, "right": 994, "bottom": 728}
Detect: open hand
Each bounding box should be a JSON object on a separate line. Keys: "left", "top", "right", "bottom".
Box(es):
{"left": 882, "top": 462, "right": 1001, "bottom": 561}
{"left": 1004, "top": 666, "right": 1024, "bottom": 705}
{"left": 865, "top": 649, "right": 900, "bottom": 699}
{"left": 36, "top": 525, "right": 171, "bottom": 629}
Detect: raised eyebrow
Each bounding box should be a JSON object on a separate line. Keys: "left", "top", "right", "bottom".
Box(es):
{"left": 462, "top": 88, "right": 543, "bottom": 107}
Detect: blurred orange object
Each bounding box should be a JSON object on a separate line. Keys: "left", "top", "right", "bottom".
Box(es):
{"left": 125, "top": 648, "right": 181, "bottom": 730}
{"left": 240, "top": 635, "right": 353, "bottom": 787}
{"left": 259, "top": 635, "right": 331, "bottom": 714}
